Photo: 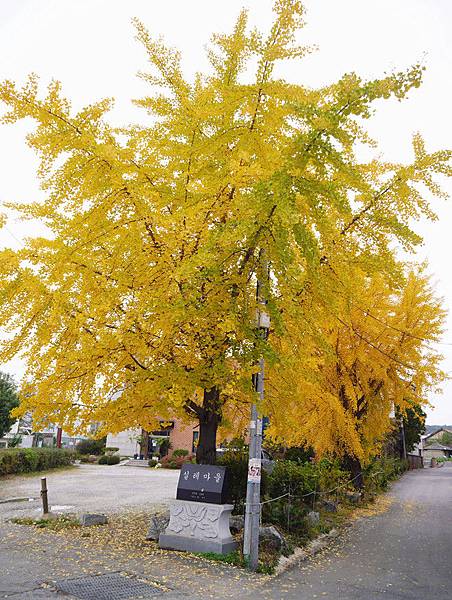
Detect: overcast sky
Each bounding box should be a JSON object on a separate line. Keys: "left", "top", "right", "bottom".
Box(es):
{"left": 0, "top": 0, "right": 451, "bottom": 423}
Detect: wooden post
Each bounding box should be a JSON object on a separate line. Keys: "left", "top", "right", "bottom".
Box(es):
{"left": 40, "top": 477, "right": 49, "bottom": 514}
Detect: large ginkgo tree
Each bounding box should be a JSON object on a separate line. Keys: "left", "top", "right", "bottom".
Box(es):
{"left": 0, "top": 0, "right": 449, "bottom": 463}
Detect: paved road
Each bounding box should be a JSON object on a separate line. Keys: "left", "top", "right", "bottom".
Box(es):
{"left": 257, "top": 463, "right": 452, "bottom": 599}
{"left": 0, "top": 464, "right": 179, "bottom": 520}
{"left": 0, "top": 463, "right": 451, "bottom": 599}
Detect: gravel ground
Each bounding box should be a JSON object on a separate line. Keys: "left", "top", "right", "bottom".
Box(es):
{"left": 0, "top": 464, "right": 179, "bottom": 520}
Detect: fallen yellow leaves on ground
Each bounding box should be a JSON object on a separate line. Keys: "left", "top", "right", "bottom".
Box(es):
{"left": 349, "top": 495, "right": 393, "bottom": 521}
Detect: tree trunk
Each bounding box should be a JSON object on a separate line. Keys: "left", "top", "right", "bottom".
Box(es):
{"left": 140, "top": 429, "right": 150, "bottom": 459}
{"left": 343, "top": 455, "right": 364, "bottom": 490}
{"left": 196, "top": 387, "right": 221, "bottom": 465}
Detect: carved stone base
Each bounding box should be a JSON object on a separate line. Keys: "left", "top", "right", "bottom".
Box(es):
{"left": 159, "top": 500, "right": 238, "bottom": 555}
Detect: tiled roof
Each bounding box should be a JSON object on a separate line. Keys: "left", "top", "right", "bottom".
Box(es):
{"left": 423, "top": 427, "right": 452, "bottom": 440}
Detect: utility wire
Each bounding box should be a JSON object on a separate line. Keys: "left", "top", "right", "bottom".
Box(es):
{"left": 2, "top": 224, "right": 24, "bottom": 248}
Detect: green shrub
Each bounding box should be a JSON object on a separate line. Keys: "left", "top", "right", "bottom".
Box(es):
{"left": 317, "top": 458, "right": 350, "bottom": 497}
{"left": 364, "top": 457, "right": 408, "bottom": 492}
{"left": 263, "top": 459, "right": 349, "bottom": 534}
{"left": 21, "top": 448, "right": 40, "bottom": 472}
{"left": 435, "top": 456, "right": 452, "bottom": 463}
{"left": 284, "top": 446, "right": 315, "bottom": 463}
{"left": 160, "top": 454, "right": 195, "bottom": 469}
{"left": 98, "top": 454, "right": 120, "bottom": 465}
{"left": 217, "top": 450, "right": 268, "bottom": 512}
{"left": 7, "top": 434, "right": 22, "bottom": 448}
{"left": 268, "top": 460, "right": 319, "bottom": 501}
{"left": 79, "top": 454, "right": 98, "bottom": 463}
{"left": 172, "top": 448, "right": 189, "bottom": 458}
{"left": 0, "top": 448, "right": 75, "bottom": 477}
{"left": 75, "top": 437, "right": 106, "bottom": 456}
{"left": 262, "top": 497, "right": 308, "bottom": 534}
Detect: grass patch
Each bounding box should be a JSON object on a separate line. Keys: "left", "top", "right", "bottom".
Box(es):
{"left": 193, "top": 548, "right": 278, "bottom": 574}
{"left": 20, "top": 464, "right": 78, "bottom": 478}
{"left": 11, "top": 514, "right": 81, "bottom": 531}
{"left": 193, "top": 549, "right": 244, "bottom": 566}
{"left": 2, "top": 464, "right": 77, "bottom": 481}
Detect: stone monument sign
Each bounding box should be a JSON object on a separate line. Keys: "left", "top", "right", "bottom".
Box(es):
{"left": 176, "top": 464, "right": 228, "bottom": 504}
{"left": 159, "top": 463, "right": 237, "bottom": 555}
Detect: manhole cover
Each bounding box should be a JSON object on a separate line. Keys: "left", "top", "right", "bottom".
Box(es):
{"left": 54, "top": 572, "right": 163, "bottom": 599}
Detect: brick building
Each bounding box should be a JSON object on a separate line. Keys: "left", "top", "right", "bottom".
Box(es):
{"left": 106, "top": 418, "right": 199, "bottom": 458}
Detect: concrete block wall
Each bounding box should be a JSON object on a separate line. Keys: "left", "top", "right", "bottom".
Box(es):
{"left": 106, "top": 429, "right": 141, "bottom": 457}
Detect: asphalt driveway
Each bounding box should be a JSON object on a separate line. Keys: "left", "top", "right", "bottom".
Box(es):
{"left": 0, "top": 464, "right": 179, "bottom": 520}
{"left": 257, "top": 463, "right": 452, "bottom": 600}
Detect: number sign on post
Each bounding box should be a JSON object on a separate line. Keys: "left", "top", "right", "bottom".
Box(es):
{"left": 247, "top": 458, "right": 261, "bottom": 483}
{"left": 176, "top": 464, "right": 228, "bottom": 505}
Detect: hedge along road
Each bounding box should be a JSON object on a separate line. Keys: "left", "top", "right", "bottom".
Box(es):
{"left": 254, "top": 463, "right": 452, "bottom": 600}
{"left": 0, "top": 464, "right": 180, "bottom": 520}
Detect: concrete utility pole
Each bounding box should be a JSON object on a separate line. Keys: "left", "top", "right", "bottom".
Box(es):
{"left": 400, "top": 418, "right": 407, "bottom": 460}
{"left": 244, "top": 271, "right": 269, "bottom": 571}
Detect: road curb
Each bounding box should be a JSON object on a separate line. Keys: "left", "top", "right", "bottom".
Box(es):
{"left": 275, "top": 528, "right": 340, "bottom": 576}
{"left": 0, "top": 496, "right": 36, "bottom": 504}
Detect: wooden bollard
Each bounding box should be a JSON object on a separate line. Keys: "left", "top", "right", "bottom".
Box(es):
{"left": 40, "top": 477, "right": 49, "bottom": 514}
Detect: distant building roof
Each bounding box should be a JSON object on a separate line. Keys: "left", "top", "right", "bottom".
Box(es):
{"left": 423, "top": 427, "right": 452, "bottom": 441}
